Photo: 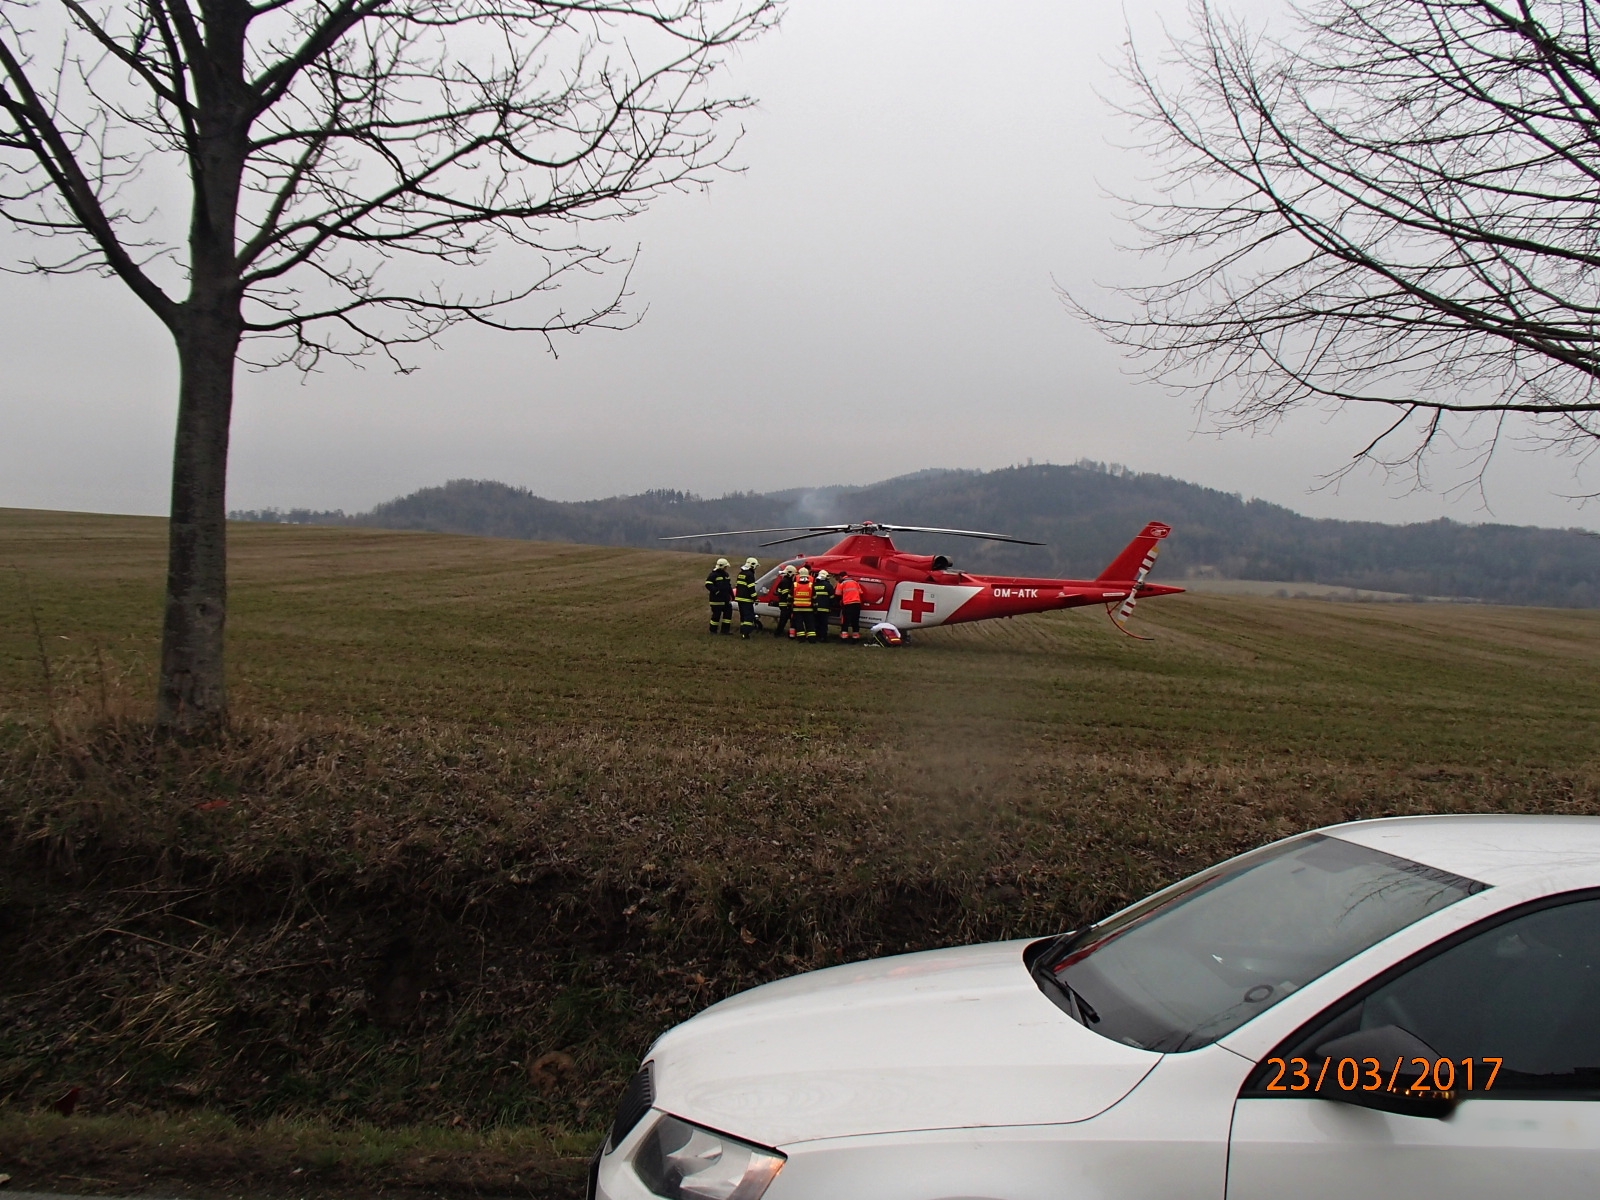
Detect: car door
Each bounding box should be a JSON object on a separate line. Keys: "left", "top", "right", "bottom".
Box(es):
{"left": 1227, "top": 892, "right": 1600, "bottom": 1200}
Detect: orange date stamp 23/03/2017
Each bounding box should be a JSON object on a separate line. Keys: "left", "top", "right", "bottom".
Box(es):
{"left": 1261, "top": 1056, "right": 1501, "bottom": 1096}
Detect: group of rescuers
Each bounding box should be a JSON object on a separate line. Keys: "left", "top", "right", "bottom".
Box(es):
{"left": 703, "top": 557, "right": 904, "bottom": 645}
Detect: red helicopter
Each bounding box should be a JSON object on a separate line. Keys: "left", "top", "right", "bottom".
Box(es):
{"left": 662, "top": 520, "right": 1182, "bottom": 638}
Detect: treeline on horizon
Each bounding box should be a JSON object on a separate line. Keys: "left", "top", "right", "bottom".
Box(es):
{"left": 231, "top": 462, "right": 1600, "bottom": 608}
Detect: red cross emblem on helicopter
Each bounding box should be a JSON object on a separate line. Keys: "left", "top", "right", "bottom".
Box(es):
{"left": 900, "top": 588, "right": 936, "bottom": 623}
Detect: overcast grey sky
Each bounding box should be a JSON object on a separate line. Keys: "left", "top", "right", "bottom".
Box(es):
{"left": 3, "top": 0, "right": 1598, "bottom": 530}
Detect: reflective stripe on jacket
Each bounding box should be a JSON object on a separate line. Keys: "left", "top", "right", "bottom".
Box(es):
{"left": 838, "top": 578, "right": 863, "bottom": 606}
{"left": 791, "top": 578, "right": 814, "bottom": 609}
{"left": 734, "top": 570, "right": 757, "bottom": 603}
{"left": 813, "top": 579, "right": 835, "bottom": 612}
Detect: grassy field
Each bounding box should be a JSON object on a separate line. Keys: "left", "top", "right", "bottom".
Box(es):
{"left": 8, "top": 508, "right": 1596, "bottom": 765}
{"left": 2, "top": 507, "right": 1598, "bottom": 1194}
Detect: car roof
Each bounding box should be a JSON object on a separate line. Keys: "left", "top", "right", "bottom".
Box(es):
{"left": 1326, "top": 814, "right": 1600, "bottom": 889}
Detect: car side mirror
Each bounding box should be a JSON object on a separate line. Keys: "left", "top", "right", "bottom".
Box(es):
{"left": 1312, "top": 1025, "right": 1459, "bottom": 1119}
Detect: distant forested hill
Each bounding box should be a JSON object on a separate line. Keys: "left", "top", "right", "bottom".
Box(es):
{"left": 232, "top": 463, "right": 1600, "bottom": 607}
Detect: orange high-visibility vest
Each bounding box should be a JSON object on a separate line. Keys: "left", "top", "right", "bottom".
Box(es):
{"left": 838, "top": 578, "right": 863, "bottom": 606}
{"left": 792, "top": 577, "right": 815, "bottom": 609}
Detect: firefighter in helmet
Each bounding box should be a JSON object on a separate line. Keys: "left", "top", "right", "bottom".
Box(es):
{"left": 773, "top": 564, "right": 797, "bottom": 638}
{"left": 791, "top": 565, "right": 816, "bottom": 641}
{"left": 705, "top": 557, "right": 734, "bottom": 634}
{"left": 812, "top": 569, "right": 836, "bottom": 643}
{"left": 734, "top": 557, "right": 761, "bottom": 639}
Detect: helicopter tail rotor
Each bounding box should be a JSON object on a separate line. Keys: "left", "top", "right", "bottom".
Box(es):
{"left": 1105, "top": 542, "right": 1161, "bottom": 640}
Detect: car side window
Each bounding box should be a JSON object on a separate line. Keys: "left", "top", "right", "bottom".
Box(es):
{"left": 1244, "top": 894, "right": 1600, "bottom": 1100}
{"left": 1359, "top": 897, "right": 1600, "bottom": 1095}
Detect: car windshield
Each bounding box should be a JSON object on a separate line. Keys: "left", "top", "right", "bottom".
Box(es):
{"left": 1047, "top": 833, "right": 1485, "bottom": 1052}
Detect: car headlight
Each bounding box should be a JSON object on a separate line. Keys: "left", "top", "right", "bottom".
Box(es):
{"left": 632, "top": 1113, "right": 785, "bottom": 1200}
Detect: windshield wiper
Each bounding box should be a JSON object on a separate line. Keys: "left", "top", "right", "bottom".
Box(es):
{"left": 1064, "top": 979, "right": 1100, "bottom": 1025}
{"left": 1031, "top": 959, "right": 1101, "bottom": 1027}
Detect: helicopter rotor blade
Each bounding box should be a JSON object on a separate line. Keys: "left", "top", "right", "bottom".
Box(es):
{"left": 658, "top": 521, "right": 1043, "bottom": 546}
{"left": 879, "top": 524, "right": 1046, "bottom": 546}
{"left": 657, "top": 525, "right": 849, "bottom": 542}
{"left": 757, "top": 530, "right": 849, "bottom": 547}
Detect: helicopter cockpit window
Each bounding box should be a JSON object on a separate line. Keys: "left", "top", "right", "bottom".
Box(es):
{"left": 753, "top": 562, "right": 797, "bottom": 595}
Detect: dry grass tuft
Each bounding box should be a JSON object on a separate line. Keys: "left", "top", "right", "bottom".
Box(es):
{"left": 0, "top": 1108, "right": 590, "bottom": 1197}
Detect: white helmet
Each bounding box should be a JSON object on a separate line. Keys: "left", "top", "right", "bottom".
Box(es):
{"left": 744, "top": 557, "right": 759, "bottom": 569}
{"left": 715, "top": 557, "right": 729, "bottom": 568}
{"left": 816, "top": 569, "right": 829, "bottom": 580}
{"left": 782, "top": 564, "right": 797, "bottom": 575}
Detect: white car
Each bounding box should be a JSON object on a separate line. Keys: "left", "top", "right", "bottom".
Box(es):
{"left": 590, "top": 815, "right": 1600, "bottom": 1200}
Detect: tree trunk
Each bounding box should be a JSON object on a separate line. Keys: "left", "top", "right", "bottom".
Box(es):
{"left": 156, "top": 304, "right": 241, "bottom": 735}
{"left": 156, "top": 0, "right": 250, "bottom": 737}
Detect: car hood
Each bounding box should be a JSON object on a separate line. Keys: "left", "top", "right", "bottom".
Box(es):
{"left": 646, "top": 941, "right": 1160, "bottom": 1147}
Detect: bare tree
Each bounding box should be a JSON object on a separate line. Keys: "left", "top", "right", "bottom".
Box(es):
{"left": 1076, "top": 0, "right": 1600, "bottom": 490}
{"left": 0, "top": 0, "right": 777, "bottom": 733}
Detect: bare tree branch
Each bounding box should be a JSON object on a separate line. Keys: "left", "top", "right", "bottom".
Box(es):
{"left": 0, "top": 29, "right": 177, "bottom": 321}
{"left": 1074, "top": 0, "right": 1600, "bottom": 485}
{"left": 0, "top": 0, "right": 778, "bottom": 731}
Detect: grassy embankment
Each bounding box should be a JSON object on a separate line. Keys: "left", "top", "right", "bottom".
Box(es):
{"left": 2, "top": 507, "right": 1598, "bottom": 1194}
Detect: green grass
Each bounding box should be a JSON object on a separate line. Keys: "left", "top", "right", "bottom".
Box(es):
{"left": 7, "top": 507, "right": 1596, "bottom": 765}
{"left": 1, "top": 507, "right": 1598, "bottom": 1186}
